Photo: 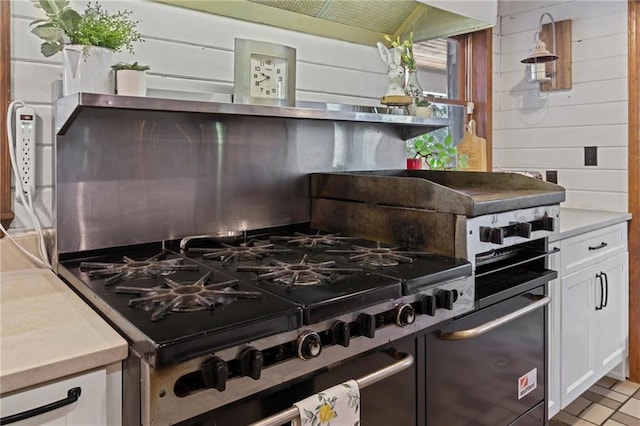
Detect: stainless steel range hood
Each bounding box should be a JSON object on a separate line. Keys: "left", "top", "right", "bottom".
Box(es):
{"left": 153, "top": 0, "right": 495, "bottom": 45}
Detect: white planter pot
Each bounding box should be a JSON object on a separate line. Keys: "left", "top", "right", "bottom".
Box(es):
{"left": 415, "top": 106, "right": 433, "bottom": 118}
{"left": 62, "top": 45, "right": 114, "bottom": 96}
{"left": 115, "top": 70, "right": 147, "bottom": 97}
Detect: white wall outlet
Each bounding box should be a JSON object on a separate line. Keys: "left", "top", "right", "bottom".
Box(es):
{"left": 15, "top": 106, "right": 36, "bottom": 197}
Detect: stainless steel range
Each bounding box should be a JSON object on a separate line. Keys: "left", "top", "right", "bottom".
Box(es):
{"left": 52, "top": 95, "right": 564, "bottom": 426}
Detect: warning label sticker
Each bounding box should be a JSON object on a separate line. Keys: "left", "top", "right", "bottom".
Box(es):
{"left": 518, "top": 368, "right": 537, "bottom": 400}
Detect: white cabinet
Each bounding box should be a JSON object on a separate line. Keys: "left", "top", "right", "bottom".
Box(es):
{"left": 555, "top": 222, "right": 629, "bottom": 410}
{"left": 0, "top": 368, "right": 109, "bottom": 425}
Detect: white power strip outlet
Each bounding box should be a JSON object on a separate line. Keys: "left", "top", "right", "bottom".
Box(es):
{"left": 15, "top": 106, "right": 36, "bottom": 197}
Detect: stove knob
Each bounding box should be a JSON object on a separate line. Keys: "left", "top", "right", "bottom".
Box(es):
{"left": 239, "top": 347, "right": 263, "bottom": 380}
{"left": 357, "top": 313, "right": 376, "bottom": 338}
{"left": 201, "top": 357, "right": 228, "bottom": 391}
{"left": 331, "top": 321, "right": 351, "bottom": 347}
{"left": 436, "top": 289, "right": 459, "bottom": 310}
{"left": 541, "top": 217, "right": 555, "bottom": 231}
{"left": 418, "top": 295, "right": 437, "bottom": 316}
{"left": 480, "top": 226, "right": 504, "bottom": 244}
{"left": 516, "top": 222, "right": 532, "bottom": 238}
{"left": 395, "top": 304, "right": 416, "bottom": 327}
{"left": 297, "top": 331, "right": 322, "bottom": 360}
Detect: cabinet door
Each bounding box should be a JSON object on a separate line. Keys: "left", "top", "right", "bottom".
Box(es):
{"left": 594, "top": 252, "right": 629, "bottom": 376}
{"left": 560, "top": 267, "right": 596, "bottom": 408}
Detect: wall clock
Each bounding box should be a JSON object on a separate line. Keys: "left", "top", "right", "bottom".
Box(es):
{"left": 234, "top": 39, "right": 297, "bottom": 107}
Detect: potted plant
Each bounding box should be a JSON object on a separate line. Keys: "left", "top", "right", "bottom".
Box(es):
{"left": 409, "top": 133, "right": 469, "bottom": 170}
{"left": 111, "top": 62, "right": 150, "bottom": 96}
{"left": 30, "top": 0, "right": 144, "bottom": 96}
{"left": 414, "top": 98, "right": 433, "bottom": 118}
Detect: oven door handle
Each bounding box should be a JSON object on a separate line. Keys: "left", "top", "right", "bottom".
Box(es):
{"left": 247, "top": 351, "right": 414, "bottom": 426}
{"left": 438, "top": 294, "right": 551, "bottom": 341}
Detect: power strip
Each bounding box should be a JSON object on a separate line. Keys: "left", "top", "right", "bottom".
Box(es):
{"left": 15, "top": 106, "right": 36, "bottom": 197}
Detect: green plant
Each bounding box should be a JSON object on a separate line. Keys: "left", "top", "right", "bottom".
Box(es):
{"left": 416, "top": 97, "right": 431, "bottom": 107}
{"left": 408, "top": 133, "right": 469, "bottom": 170}
{"left": 111, "top": 62, "right": 150, "bottom": 71}
{"left": 383, "top": 32, "right": 415, "bottom": 71}
{"left": 30, "top": 0, "right": 143, "bottom": 57}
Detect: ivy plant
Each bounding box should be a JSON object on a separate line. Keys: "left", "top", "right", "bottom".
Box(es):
{"left": 408, "top": 133, "right": 469, "bottom": 170}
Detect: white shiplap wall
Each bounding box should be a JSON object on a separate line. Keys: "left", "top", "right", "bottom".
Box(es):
{"left": 9, "top": 0, "right": 448, "bottom": 231}
{"left": 494, "top": 0, "right": 628, "bottom": 212}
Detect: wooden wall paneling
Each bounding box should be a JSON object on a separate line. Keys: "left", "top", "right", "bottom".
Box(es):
{"left": 1, "top": 0, "right": 13, "bottom": 235}
{"left": 540, "top": 19, "right": 572, "bottom": 92}
{"left": 628, "top": 0, "right": 640, "bottom": 383}
{"left": 470, "top": 29, "right": 493, "bottom": 169}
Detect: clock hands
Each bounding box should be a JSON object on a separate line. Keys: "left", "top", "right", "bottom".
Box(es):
{"left": 257, "top": 72, "right": 271, "bottom": 84}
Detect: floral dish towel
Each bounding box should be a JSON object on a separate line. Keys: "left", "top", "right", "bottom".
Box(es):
{"left": 293, "top": 379, "right": 360, "bottom": 426}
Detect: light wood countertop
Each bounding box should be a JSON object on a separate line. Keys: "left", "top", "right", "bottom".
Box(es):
{"left": 0, "top": 268, "right": 127, "bottom": 395}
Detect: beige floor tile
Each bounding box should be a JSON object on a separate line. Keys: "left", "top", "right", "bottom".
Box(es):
{"left": 590, "top": 385, "right": 630, "bottom": 403}
{"left": 612, "top": 412, "right": 640, "bottom": 426}
{"left": 598, "top": 376, "right": 621, "bottom": 389}
{"left": 580, "top": 403, "right": 615, "bottom": 425}
{"left": 583, "top": 391, "right": 624, "bottom": 410}
{"left": 566, "top": 397, "right": 593, "bottom": 416}
{"left": 620, "top": 398, "right": 640, "bottom": 419}
{"left": 634, "top": 389, "right": 640, "bottom": 400}
{"left": 603, "top": 420, "right": 626, "bottom": 426}
{"left": 613, "top": 381, "right": 640, "bottom": 397}
{"left": 555, "top": 410, "right": 600, "bottom": 426}
{"left": 551, "top": 419, "right": 570, "bottom": 426}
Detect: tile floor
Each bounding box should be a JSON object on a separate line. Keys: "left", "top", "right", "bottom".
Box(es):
{"left": 551, "top": 377, "right": 640, "bottom": 426}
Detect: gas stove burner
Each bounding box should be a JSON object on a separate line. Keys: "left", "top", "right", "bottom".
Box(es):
{"left": 328, "top": 242, "right": 432, "bottom": 267}
{"left": 270, "top": 231, "right": 361, "bottom": 248}
{"left": 189, "top": 242, "right": 291, "bottom": 266}
{"left": 237, "top": 254, "right": 361, "bottom": 291}
{"left": 115, "top": 271, "right": 262, "bottom": 321}
{"left": 80, "top": 253, "right": 200, "bottom": 286}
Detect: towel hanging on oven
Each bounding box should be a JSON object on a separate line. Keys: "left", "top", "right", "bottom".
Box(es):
{"left": 293, "top": 379, "right": 360, "bottom": 426}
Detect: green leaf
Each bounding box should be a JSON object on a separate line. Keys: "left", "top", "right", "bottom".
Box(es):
{"left": 31, "top": 25, "right": 62, "bottom": 42}
{"left": 59, "top": 8, "right": 81, "bottom": 31}
{"left": 40, "top": 41, "right": 62, "bottom": 57}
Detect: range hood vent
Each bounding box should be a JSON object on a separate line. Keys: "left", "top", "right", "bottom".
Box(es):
{"left": 154, "top": 0, "right": 494, "bottom": 45}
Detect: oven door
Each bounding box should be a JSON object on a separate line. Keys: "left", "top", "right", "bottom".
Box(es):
{"left": 425, "top": 285, "right": 549, "bottom": 426}
{"left": 178, "top": 335, "right": 420, "bottom": 426}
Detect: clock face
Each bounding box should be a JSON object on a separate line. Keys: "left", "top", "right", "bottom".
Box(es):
{"left": 250, "top": 54, "right": 288, "bottom": 99}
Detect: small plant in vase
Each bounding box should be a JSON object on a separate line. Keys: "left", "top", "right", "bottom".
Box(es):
{"left": 112, "top": 62, "right": 150, "bottom": 96}
{"left": 414, "top": 98, "right": 433, "bottom": 118}
{"left": 410, "top": 133, "right": 469, "bottom": 170}
{"left": 30, "top": 0, "right": 144, "bottom": 95}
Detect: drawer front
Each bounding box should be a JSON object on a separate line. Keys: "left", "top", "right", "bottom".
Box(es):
{"left": 560, "top": 222, "right": 627, "bottom": 276}
{"left": 0, "top": 368, "right": 107, "bottom": 425}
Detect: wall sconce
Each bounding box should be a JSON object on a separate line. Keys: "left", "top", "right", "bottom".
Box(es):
{"left": 520, "top": 13, "right": 572, "bottom": 93}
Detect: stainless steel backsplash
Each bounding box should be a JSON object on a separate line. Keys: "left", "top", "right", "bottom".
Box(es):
{"left": 55, "top": 107, "right": 406, "bottom": 254}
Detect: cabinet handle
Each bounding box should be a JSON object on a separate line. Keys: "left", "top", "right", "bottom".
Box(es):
{"left": 588, "top": 242, "right": 608, "bottom": 251}
{"left": 602, "top": 272, "right": 609, "bottom": 308}
{"left": 0, "top": 387, "right": 81, "bottom": 425}
{"left": 595, "top": 273, "right": 604, "bottom": 311}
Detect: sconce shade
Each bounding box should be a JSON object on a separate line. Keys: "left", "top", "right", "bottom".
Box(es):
{"left": 521, "top": 39, "right": 559, "bottom": 63}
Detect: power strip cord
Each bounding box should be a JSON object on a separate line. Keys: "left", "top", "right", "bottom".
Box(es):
{"left": 1, "top": 100, "right": 52, "bottom": 269}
